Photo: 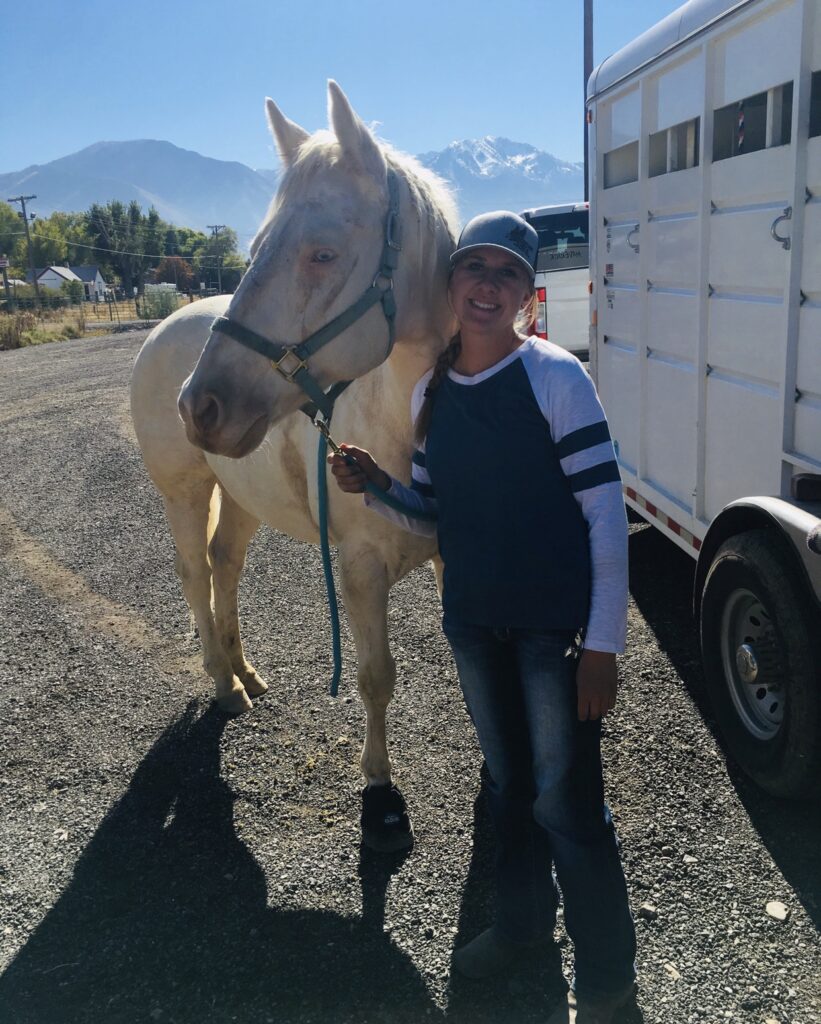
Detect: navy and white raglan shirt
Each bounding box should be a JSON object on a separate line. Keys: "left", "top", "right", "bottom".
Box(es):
{"left": 364, "top": 336, "right": 627, "bottom": 654}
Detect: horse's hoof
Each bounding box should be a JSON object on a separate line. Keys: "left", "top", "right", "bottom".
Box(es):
{"left": 242, "top": 669, "right": 268, "bottom": 697}
{"left": 216, "top": 685, "right": 254, "bottom": 716}
{"left": 361, "top": 783, "right": 414, "bottom": 853}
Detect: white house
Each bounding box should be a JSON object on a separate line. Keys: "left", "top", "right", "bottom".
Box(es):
{"left": 27, "top": 265, "right": 108, "bottom": 299}
{"left": 70, "top": 265, "right": 108, "bottom": 300}
{"left": 30, "top": 266, "right": 82, "bottom": 292}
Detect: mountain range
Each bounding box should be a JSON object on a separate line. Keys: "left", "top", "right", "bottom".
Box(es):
{"left": 0, "top": 137, "right": 584, "bottom": 246}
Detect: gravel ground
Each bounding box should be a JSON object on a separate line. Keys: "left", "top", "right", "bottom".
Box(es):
{"left": 0, "top": 331, "right": 818, "bottom": 1024}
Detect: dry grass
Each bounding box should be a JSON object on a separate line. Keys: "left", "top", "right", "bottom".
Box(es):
{"left": 0, "top": 310, "right": 87, "bottom": 349}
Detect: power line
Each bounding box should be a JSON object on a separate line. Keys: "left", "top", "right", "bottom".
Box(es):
{"left": 6, "top": 229, "right": 240, "bottom": 265}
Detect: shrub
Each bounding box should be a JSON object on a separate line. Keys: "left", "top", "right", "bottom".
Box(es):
{"left": 138, "top": 289, "right": 180, "bottom": 319}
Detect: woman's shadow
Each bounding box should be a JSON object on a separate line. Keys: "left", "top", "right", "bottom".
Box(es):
{"left": 0, "top": 702, "right": 442, "bottom": 1024}
{"left": 446, "top": 785, "right": 645, "bottom": 1024}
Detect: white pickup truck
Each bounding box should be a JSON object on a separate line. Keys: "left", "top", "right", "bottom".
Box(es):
{"left": 521, "top": 202, "right": 590, "bottom": 358}
{"left": 587, "top": 0, "right": 821, "bottom": 797}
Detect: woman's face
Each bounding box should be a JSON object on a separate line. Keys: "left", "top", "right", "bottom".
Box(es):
{"left": 448, "top": 246, "right": 533, "bottom": 335}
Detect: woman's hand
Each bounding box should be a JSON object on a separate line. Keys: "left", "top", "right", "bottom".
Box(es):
{"left": 328, "top": 444, "right": 391, "bottom": 494}
{"left": 576, "top": 649, "right": 619, "bottom": 721}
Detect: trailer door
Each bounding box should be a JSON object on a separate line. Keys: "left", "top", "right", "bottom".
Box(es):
{"left": 703, "top": 0, "right": 805, "bottom": 519}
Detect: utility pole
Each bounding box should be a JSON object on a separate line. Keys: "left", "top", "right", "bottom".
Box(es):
{"left": 7, "top": 194, "right": 41, "bottom": 301}
{"left": 584, "top": 0, "right": 594, "bottom": 202}
{"left": 1, "top": 254, "right": 11, "bottom": 310}
{"left": 207, "top": 224, "right": 225, "bottom": 293}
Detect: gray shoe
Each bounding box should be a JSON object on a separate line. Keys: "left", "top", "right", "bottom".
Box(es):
{"left": 451, "top": 926, "right": 550, "bottom": 980}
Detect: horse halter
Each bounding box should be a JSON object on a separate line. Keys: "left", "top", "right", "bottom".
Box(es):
{"left": 207, "top": 168, "right": 402, "bottom": 422}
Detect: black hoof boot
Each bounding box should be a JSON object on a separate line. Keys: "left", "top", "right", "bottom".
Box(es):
{"left": 361, "top": 783, "right": 414, "bottom": 852}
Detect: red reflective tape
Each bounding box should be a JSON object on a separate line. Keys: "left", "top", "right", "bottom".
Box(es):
{"left": 645, "top": 501, "right": 657, "bottom": 517}
{"left": 693, "top": 537, "right": 702, "bottom": 551}
{"left": 625, "top": 486, "right": 637, "bottom": 500}
{"left": 668, "top": 519, "right": 681, "bottom": 535}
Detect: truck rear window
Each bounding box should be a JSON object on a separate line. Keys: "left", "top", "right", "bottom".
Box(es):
{"left": 526, "top": 211, "right": 589, "bottom": 272}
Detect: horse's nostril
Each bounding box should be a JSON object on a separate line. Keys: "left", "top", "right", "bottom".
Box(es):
{"left": 196, "top": 392, "right": 222, "bottom": 435}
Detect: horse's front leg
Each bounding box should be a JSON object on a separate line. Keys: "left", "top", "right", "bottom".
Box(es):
{"left": 210, "top": 487, "right": 268, "bottom": 699}
{"left": 339, "top": 545, "right": 413, "bottom": 852}
{"left": 163, "top": 482, "right": 252, "bottom": 715}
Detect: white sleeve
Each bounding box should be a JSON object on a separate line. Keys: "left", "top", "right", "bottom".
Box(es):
{"left": 362, "top": 368, "right": 438, "bottom": 539}
{"left": 363, "top": 477, "right": 438, "bottom": 538}
{"left": 525, "top": 350, "right": 628, "bottom": 653}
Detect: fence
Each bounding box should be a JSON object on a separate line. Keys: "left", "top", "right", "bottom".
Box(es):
{"left": 0, "top": 292, "right": 205, "bottom": 322}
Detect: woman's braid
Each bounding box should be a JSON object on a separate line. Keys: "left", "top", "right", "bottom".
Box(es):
{"left": 413, "top": 334, "right": 462, "bottom": 444}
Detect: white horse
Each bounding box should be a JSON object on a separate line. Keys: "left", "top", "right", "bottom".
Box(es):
{"left": 130, "top": 82, "right": 457, "bottom": 849}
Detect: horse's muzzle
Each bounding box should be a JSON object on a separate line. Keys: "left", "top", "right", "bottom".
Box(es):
{"left": 178, "top": 384, "right": 225, "bottom": 450}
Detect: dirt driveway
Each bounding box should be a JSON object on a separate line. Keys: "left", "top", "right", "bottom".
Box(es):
{"left": 0, "top": 332, "right": 818, "bottom": 1024}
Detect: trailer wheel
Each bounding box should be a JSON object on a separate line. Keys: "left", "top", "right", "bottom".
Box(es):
{"left": 700, "top": 529, "right": 820, "bottom": 798}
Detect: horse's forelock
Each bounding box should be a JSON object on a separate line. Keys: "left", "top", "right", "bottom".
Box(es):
{"left": 264, "top": 131, "right": 458, "bottom": 247}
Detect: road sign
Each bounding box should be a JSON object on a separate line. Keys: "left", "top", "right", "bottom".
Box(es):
{"left": 0, "top": 258, "right": 9, "bottom": 268}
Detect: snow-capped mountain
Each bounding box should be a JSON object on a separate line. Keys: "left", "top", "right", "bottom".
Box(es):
{"left": 417, "top": 137, "right": 584, "bottom": 221}
{"left": 0, "top": 137, "right": 583, "bottom": 245}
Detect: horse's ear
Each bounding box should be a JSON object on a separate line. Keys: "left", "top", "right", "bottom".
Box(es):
{"left": 265, "top": 98, "right": 310, "bottom": 168}
{"left": 327, "top": 80, "right": 386, "bottom": 180}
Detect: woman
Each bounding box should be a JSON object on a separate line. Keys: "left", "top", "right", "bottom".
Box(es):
{"left": 330, "top": 211, "right": 636, "bottom": 1024}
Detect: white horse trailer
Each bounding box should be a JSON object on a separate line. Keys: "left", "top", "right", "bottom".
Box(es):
{"left": 587, "top": 0, "right": 821, "bottom": 797}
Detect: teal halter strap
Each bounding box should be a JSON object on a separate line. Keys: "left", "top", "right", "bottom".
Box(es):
{"left": 208, "top": 168, "right": 402, "bottom": 421}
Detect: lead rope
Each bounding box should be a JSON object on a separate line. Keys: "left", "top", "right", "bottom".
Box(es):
{"left": 315, "top": 418, "right": 437, "bottom": 696}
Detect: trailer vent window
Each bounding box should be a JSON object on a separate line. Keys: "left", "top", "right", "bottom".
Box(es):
{"left": 649, "top": 117, "right": 700, "bottom": 177}
{"left": 713, "top": 82, "right": 793, "bottom": 162}
{"left": 604, "top": 141, "right": 639, "bottom": 189}
{"left": 810, "top": 71, "right": 821, "bottom": 138}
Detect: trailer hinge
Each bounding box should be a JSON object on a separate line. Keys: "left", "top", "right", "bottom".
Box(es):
{"left": 647, "top": 210, "right": 655, "bottom": 222}
{"left": 800, "top": 290, "right": 808, "bottom": 306}
{"left": 603, "top": 216, "right": 609, "bottom": 227}
{"left": 646, "top": 279, "right": 653, "bottom": 291}
{"left": 706, "top": 363, "right": 714, "bottom": 376}
{"left": 707, "top": 283, "right": 715, "bottom": 296}
{"left": 710, "top": 201, "right": 718, "bottom": 214}
{"left": 806, "top": 186, "right": 814, "bottom": 203}
{"left": 795, "top": 388, "right": 803, "bottom": 402}
{"left": 602, "top": 334, "right": 610, "bottom": 344}
{"left": 603, "top": 276, "right": 609, "bottom": 286}
{"left": 646, "top": 346, "right": 653, "bottom": 357}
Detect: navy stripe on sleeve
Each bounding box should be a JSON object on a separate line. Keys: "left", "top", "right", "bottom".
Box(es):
{"left": 567, "top": 460, "right": 621, "bottom": 493}
{"left": 411, "top": 479, "right": 436, "bottom": 497}
{"left": 555, "top": 420, "right": 612, "bottom": 460}
{"left": 412, "top": 450, "right": 426, "bottom": 468}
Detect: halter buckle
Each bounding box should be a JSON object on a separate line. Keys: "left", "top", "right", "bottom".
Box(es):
{"left": 372, "top": 271, "right": 394, "bottom": 291}
{"left": 386, "top": 209, "right": 402, "bottom": 251}
{"left": 272, "top": 348, "right": 308, "bottom": 382}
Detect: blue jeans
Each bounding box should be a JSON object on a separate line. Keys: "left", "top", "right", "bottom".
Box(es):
{"left": 443, "top": 619, "right": 636, "bottom": 998}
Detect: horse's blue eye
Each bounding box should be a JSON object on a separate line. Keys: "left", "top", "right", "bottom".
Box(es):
{"left": 313, "top": 249, "right": 336, "bottom": 263}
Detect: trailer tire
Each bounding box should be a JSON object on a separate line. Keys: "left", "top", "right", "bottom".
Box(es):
{"left": 700, "top": 529, "right": 820, "bottom": 799}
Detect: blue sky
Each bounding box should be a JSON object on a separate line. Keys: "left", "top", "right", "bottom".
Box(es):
{"left": 3, "top": 0, "right": 683, "bottom": 173}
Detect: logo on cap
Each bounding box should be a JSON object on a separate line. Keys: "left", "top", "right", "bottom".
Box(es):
{"left": 506, "top": 225, "right": 533, "bottom": 257}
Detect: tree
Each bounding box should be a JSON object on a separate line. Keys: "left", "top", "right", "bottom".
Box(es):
{"left": 60, "top": 279, "right": 84, "bottom": 303}
{"left": 85, "top": 200, "right": 164, "bottom": 295}
{"left": 0, "top": 202, "right": 22, "bottom": 272}
{"left": 155, "top": 256, "right": 195, "bottom": 291}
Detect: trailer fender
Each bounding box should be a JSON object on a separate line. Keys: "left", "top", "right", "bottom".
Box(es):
{"left": 693, "top": 497, "right": 821, "bottom": 627}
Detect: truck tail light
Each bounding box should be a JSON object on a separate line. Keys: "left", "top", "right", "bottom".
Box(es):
{"left": 534, "top": 287, "right": 547, "bottom": 339}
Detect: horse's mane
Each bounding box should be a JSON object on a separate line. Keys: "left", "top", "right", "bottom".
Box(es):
{"left": 265, "top": 130, "right": 459, "bottom": 247}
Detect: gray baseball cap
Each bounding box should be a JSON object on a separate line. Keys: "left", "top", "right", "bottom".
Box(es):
{"left": 450, "top": 210, "right": 539, "bottom": 279}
